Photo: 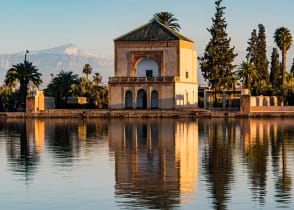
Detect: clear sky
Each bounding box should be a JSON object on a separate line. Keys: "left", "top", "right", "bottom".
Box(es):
{"left": 0, "top": 0, "right": 293, "bottom": 65}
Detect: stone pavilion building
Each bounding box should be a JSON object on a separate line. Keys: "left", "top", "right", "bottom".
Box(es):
{"left": 108, "top": 20, "right": 198, "bottom": 109}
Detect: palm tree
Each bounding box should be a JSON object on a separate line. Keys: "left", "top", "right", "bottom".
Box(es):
{"left": 274, "top": 27, "right": 293, "bottom": 87}
{"left": 5, "top": 61, "right": 42, "bottom": 107}
{"left": 151, "top": 12, "right": 181, "bottom": 32}
{"left": 82, "top": 64, "right": 93, "bottom": 79}
{"left": 93, "top": 72, "right": 102, "bottom": 85}
{"left": 46, "top": 70, "right": 79, "bottom": 107}
{"left": 238, "top": 61, "right": 259, "bottom": 93}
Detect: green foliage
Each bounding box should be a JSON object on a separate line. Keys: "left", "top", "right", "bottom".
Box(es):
{"left": 244, "top": 25, "right": 270, "bottom": 95}
{"left": 256, "top": 24, "right": 269, "bottom": 84}
{"left": 200, "top": 0, "right": 237, "bottom": 93}
{"left": 5, "top": 61, "right": 42, "bottom": 106}
{"left": 45, "top": 70, "right": 79, "bottom": 108}
{"left": 0, "top": 85, "right": 18, "bottom": 111}
{"left": 270, "top": 48, "right": 282, "bottom": 92}
{"left": 246, "top": 29, "right": 258, "bottom": 63}
{"left": 45, "top": 69, "right": 108, "bottom": 109}
{"left": 274, "top": 27, "right": 293, "bottom": 88}
{"left": 151, "top": 11, "right": 181, "bottom": 32}
{"left": 73, "top": 74, "right": 108, "bottom": 108}
{"left": 237, "top": 61, "right": 259, "bottom": 92}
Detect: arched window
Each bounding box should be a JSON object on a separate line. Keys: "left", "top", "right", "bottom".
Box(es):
{"left": 136, "top": 89, "right": 147, "bottom": 109}
{"left": 151, "top": 90, "right": 159, "bottom": 109}
{"left": 137, "top": 59, "right": 159, "bottom": 77}
{"left": 125, "top": 90, "right": 132, "bottom": 109}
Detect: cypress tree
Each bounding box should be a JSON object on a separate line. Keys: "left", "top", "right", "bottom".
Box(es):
{"left": 256, "top": 24, "right": 269, "bottom": 85}
{"left": 246, "top": 29, "right": 258, "bottom": 63}
{"left": 200, "top": 0, "right": 237, "bottom": 93}
{"left": 269, "top": 47, "right": 282, "bottom": 91}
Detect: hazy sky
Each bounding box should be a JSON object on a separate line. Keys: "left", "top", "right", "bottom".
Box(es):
{"left": 0, "top": 0, "right": 293, "bottom": 65}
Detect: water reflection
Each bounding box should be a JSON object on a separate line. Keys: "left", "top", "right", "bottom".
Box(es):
{"left": 109, "top": 119, "right": 198, "bottom": 209}
{"left": 0, "top": 118, "right": 109, "bottom": 183}
{"left": 3, "top": 119, "right": 41, "bottom": 185}
{"left": 0, "top": 118, "right": 293, "bottom": 209}
{"left": 199, "top": 119, "right": 235, "bottom": 210}
{"left": 241, "top": 119, "right": 293, "bottom": 207}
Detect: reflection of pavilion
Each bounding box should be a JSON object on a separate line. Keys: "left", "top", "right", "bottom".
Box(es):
{"left": 26, "top": 119, "right": 45, "bottom": 153}
{"left": 109, "top": 119, "right": 198, "bottom": 209}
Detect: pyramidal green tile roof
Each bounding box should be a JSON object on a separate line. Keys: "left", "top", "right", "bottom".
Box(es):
{"left": 114, "top": 20, "right": 193, "bottom": 43}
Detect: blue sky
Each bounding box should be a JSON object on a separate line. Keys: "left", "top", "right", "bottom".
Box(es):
{"left": 0, "top": 0, "right": 293, "bottom": 66}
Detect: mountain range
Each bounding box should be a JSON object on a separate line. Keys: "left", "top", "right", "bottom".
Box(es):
{"left": 0, "top": 44, "right": 114, "bottom": 88}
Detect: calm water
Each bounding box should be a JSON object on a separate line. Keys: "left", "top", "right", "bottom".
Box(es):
{"left": 0, "top": 118, "right": 294, "bottom": 210}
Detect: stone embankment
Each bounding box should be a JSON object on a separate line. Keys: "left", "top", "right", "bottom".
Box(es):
{"left": 1, "top": 108, "right": 294, "bottom": 119}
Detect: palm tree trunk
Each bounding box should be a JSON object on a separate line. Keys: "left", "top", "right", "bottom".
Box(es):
{"left": 20, "top": 82, "right": 28, "bottom": 108}
{"left": 282, "top": 50, "right": 287, "bottom": 88}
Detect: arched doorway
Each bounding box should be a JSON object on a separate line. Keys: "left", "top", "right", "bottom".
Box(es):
{"left": 136, "top": 89, "right": 147, "bottom": 109}
{"left": 125, "top": 90, "right": 133, "bottom": 109}
{"left": 137, "top": 59, "right": 159, "bottom": 77}
{"left": 151, "top": 90, "right": 159, "bottom": 109}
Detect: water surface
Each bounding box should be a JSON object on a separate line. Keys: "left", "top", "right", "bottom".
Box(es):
{"left": 0, "top": 118, "right": 293, "bottom": 209}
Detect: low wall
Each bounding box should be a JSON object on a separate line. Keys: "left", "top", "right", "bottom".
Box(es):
{"left": 250, "top": 106, "right": 294, "bottom": 112}
{"left": 240, "top": 95, "right": 294, "bottom": 114}
{"left": 2, "top": 109, "right": 199, "bottom": 119}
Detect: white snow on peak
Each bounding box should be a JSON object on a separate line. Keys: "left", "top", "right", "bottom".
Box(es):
{"left": 64, "top": 46, "right": 78, "bottom": 55}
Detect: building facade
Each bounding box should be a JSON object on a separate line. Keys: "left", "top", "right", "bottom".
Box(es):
{"left": 108, "top": 20, "right": 198, "bottom": 109}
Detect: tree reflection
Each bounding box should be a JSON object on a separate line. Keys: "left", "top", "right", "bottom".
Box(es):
{"left": 241, "top": 119, "right": 293, "bottom": 207}
{"left": 4, "top": 119, "right": 40, "bottom": 185}
{"left": 242, "top": 120, "right": 269, "bottom": 205}
{"left": 46, "top": 119, "right": 82, "bottom": 164}
{"left": 45, "top": 119, "right": 109, "bottom": 165}
{"left": 274, "top": 120, "right": 292, "bottom": 206}
{"left": 200, "top": 119, "right": 235, "bottom": 210}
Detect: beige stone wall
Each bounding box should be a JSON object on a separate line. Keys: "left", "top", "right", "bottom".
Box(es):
{"left": 115, "top": 41, "right": 179, "bottom": 77}
{"left": 158, "top": 84, "right": 175, "bottom": 109}
{"left": 108, "top": 85, "right": 124, "bottom": 109}
{"left": 179, "top": 41, "right": 197, "bottom": 83}
{"left": 175, "top": 83, "right": 198, "bottom": 108}
{"left": 26, "top": 91, "right": 45, "bottom": 112}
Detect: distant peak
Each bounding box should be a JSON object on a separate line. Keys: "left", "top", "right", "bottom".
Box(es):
{"left": 64, "top": 46, "right": 78, "bottom": 55}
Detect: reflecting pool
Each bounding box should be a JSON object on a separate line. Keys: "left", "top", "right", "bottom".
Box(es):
{"left": 0, "top": 118, "right": 294, "bottom": 209}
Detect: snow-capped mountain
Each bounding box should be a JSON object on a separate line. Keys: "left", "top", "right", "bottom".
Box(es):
{"left": 0, "top": 44, "right": 114, "bottom": 88}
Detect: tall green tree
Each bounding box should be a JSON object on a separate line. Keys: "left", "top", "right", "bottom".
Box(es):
{"left": 5, "top": 61, "right": 42, "bottom": 107}
{"left": 246, "top": 29, "right": 258, "bottom": 63}
{"left": 45, "top": 70, "right": 79, "bottom": 107}
{"left": 82, "top": 63, "right": 93, "bottom": 79}
{"left": 200, "top": 0, "right": 237, "bottom": 94}
{"left": 270, "top": 48, "right": 282, "bottom": 92}
{"left": 256, "top": 24, "right": 269, "bottom": 85}
{"left": 274, "top": 27, "right": 293, "bottom": 88}
{"left": 151, "top": 11, "right": 181, "bottom": 32}
{"left": 245, "top": 25, "right": 269, "bottom": 95}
